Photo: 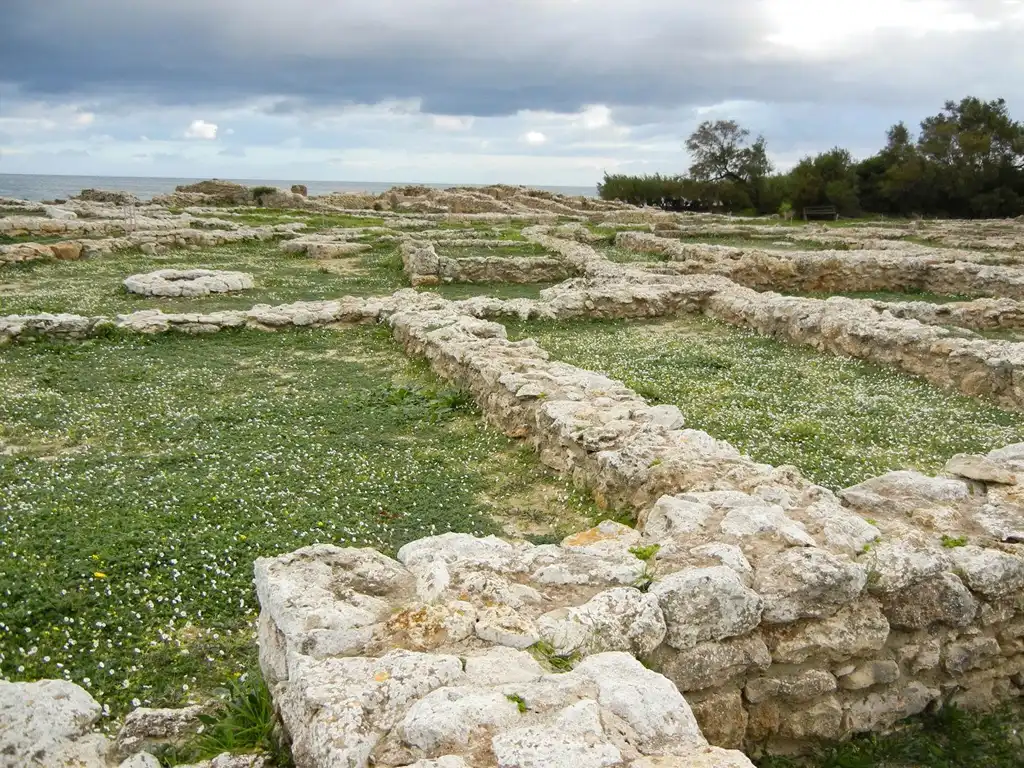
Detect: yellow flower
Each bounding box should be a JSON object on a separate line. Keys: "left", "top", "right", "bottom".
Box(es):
{"left": 93, "top": 572, "right": 107, "bottom": 579}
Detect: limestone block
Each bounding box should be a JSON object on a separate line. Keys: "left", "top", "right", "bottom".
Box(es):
{"left": 461, "top": 647, "right": 546, "bottom": 687}
{"left": 841, "top": 471, "right": 971, "bottom": 514}
{"left": 687, "top": 688, "right": 748, "bottom": 749}
{"left": 574, "top": 653, "right": 707, "bottom": 755}
{"left": 945, "top": 454, "right": 1017, "bottom": 484}
{"left": 843, "top": 683, "right": 939, "bottom": 733}
{"left": 642, "top": 496, "right": 715, "bottom": 539}
{"left": 537, "top": 587, "right": 667, "bottom": 657}
{"left": 949, "top": 546, "right": 1024, "bottom": 600}
{"left": 944, "top": 636, "right": 1002, "bottom": 675}
{"left": 490, "top": 700, "right": 624, "bottom": 768}
{"left": 475, "top": 605, "right": 539, "bottom": 649}
{"left": 753, "top": 548, "right": 866, "bottom": 623}
{"left": 277, "top": 651, "right": 463, "bottom": 768}
{"left": 654, "top": 634, "right": 772, "bottom": 692}
{"left": 398, "top": 686, "right": 521, "bottom": 754}
{"left": 744, "top": 670, "right": 838, "bottom": 703}
{"left": 882, "top": 572, "right": 978, "bottom": 629}
{"left": 860, "top": 541, "right": 950, "bottom": 596}
{"left": 838, "top": 660, "right": 901, "bottom": 690}
{"left": 629, "top": 747, "right": 756, "bottom": 767}
{"left": 650, "top": 567, "right": 763, "bottom": 650}
{"left": 0, "top": 679, "right": 112, "bottom": 768}
{"left": 765, "top": 599, "right": 890, "bottom": 664}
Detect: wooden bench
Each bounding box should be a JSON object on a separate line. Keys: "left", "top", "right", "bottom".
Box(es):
{"left": 803, "top": 205, "right": 839, "bottom": 221}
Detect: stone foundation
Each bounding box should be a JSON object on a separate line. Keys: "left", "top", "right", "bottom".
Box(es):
{"left": 617, "top": 232, "right": 1024, "bottom": 300}
{"left": 400, "top": 240, "right": 574, "bottom": 286}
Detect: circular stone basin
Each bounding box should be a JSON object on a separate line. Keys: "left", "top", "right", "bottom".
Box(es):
{"left": 123, "top": 269, "right": 255, "bottom": 297}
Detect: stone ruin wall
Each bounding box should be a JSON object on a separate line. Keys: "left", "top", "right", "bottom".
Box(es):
{"left": 399, "top": 240, "right": 575, "bottom": 286}
{"left": 4, "top": 204, "right": 1024, "bottom": 766}
{"left": 616, "top": 231, "right": 1024, "bottom": 300}
{"left": 253, "top": 292, "right": 1024, "bottom": 763}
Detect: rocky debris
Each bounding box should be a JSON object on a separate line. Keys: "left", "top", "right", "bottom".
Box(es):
{"left": 945, "top": 453, "right": 1018, "bottom": 484}
{"left": 115, "top": 704, "right": 209, "bottom": 756}
{"left": 74, "top": 188, "right": 141, "bottom": 205}
{"left": 262, "top": 633, "right": 754, "bottom": 768}
{"left": 0, "top": 679, "right": 164, "bottom": 768}
{"left": 123, "top": 269, "right": 255, "bottom": 297}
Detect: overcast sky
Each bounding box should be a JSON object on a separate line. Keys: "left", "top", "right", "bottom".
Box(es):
{"left": 1, "top": 0, "right": 1022, "bottom": 186}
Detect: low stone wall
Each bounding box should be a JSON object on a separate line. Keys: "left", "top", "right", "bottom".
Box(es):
{"left": 617, "top": 232, "right": 1024, "bottom": 300}
{"left": 697, "top": 287, "right": 1024, "bottom": 410}
{"left": 0, "top": 213, "right": 184, "bottom": 238}
{"left": 878, "top": 297, "right": 1024, "bottom": 331}
{"left": 255, "top": 543, "right": 756, "bottom": 767}
{"left": 0, "top": 223, "right": 302, "bottom": 267}
{"left": 255, "top": 297, "right": 1024, "bottom": 759}
{"left": 400, "top": 240, "right": 573, "bottom": 286}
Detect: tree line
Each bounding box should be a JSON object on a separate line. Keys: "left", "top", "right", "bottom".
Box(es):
{"left": 597, "top": 97, "right": 1024, "bottom": 219}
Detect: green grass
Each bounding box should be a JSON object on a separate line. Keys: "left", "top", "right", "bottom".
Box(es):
{"left": 0, "top": 206, "right": 47, "bottom": 217}
{"left": 667, "top": 234, "right": 845, "bottom": 251}
{"left": 197, "top": 209, "right": 387, "bottom": 230}
{"left": 758, "top": 703, "right": 1024, "bottom": 768}
{"left": 158, "top": 670, "right": 291, "bottom": 766}
{"left": 0, "top": 233, "right": 104, "bottom": 245}
{"left": 433, "top": 222, "right": 528, "bottom": 240}
{"left": 787, "top": 290, "right": 976, "bottom": 304}
{"left": 416, "top": 282, "right": 560, "bottom": 301}
{"left": 971, "top": 327, "right": 1024, "bottom": 342}
{"left": 505, "top": 316, "right": 1024, "bottom": 490}
{"left": 601, "top": 245, "right": 670, "bottom": 264}
{"left": 0, "top": 326, "right": 596, "bottom": 716}
{"left": 0, "top": 240, "right": 410, "bottom": 316}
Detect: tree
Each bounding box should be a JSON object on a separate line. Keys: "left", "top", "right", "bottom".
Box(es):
{"left": 917, "top": 97, "right": 1024, "bottom": 217}
{"left": 787, "top": 148, "right": 861, "bottom": 217}
{"left": 686, "top": 120, "right": 773, "bottom": 212}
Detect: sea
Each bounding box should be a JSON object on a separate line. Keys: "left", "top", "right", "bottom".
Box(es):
{"left": 0, "top": 173, "right": 597, "bottom": 202}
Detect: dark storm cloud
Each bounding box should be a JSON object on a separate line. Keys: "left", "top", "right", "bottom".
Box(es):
{"left": 1, "top": 0, "right": 1021, "bottom": 165}
{"left": 0, "top": 0, "right": 970, "bottom": 117}
{"left": 0, "top": 0, "right": 779, "bottom": 114}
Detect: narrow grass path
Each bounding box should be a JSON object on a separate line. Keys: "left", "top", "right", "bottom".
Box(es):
{"left": 0, "top": 326, "right": 593, "bottom": 715}
{"left": 506, "top": 316, "right": 1024, "bottom": 490}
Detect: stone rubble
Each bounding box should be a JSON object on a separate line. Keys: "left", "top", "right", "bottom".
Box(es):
{"left": 123, "top": 269, "right": 255, "bottom": 297}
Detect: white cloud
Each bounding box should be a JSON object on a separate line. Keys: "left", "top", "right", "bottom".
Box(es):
{"left": 765, "top": 0, "right": 1000, "bottom": 54}
{"left": 432, "top": 114, "right": 475, "bottom": 131}
{"left": 522, "top": 130, "right": 547, "bottom": 145}
{"left": 73, "top": 112, "right": 95, "bottom": 126}
{"left": 184, "top": 119, "right": 218, "bottom": 140}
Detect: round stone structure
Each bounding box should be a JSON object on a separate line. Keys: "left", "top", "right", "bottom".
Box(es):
{"left": 123, "top": 269, "right": 254, "bottom": 297}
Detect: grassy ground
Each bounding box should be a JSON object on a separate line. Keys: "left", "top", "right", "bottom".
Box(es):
{"left": 0, "top": 241, "right": 411, "bottom": 316}
{"left": 505, "top": 316, "right": 1024, "bottom": 490}
{"left": 786, "top": 289, "right": 976, "bottom": 304}
{"left": 194, "top": 209, "right": 388, "bottom": 230}
{"left": 417, "top": 282, "right": 560, "bottom": 300}
{"left": 758, "top": 703, "right": 1024, "bottom": 768}
{"left": 667, "top": 234, "right": 846, "bottom": 251}
{"left": 0, "top": 326, "right": 595, "bottom": 716}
